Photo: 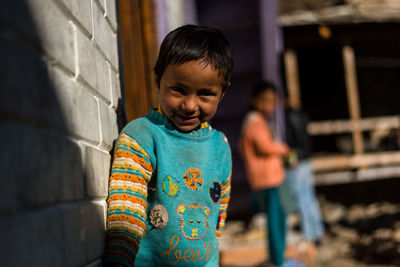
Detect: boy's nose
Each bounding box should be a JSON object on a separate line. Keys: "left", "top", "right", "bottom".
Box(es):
{"left": 182, "top": 96, "right": 198, "bottom": 113}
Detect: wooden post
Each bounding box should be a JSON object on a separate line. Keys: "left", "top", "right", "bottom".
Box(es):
{"left": 139, "top": 0, "right": 158, "bottom": 109}
{"left": 284, "top": 49, "right": 301, "bottom": 109}
{"left": 342, "top": 45, "right": 364, "bottom": 154}
{"left": 119, "top": 0, "right": 158, "bottom": 121}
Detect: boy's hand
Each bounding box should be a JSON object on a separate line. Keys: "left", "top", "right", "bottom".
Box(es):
{"left": 281, "top": 143, "right": 290, "bottom": 155}
{"left": 285, "top": 150, "right": 298, "bottom": 169}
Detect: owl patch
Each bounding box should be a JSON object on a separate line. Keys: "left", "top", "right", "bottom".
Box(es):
{"left": 209, "top": 182, "right": 221, "bottom": 203}
{"left": 183, "top": 168, "right": 203, "bottom": 191}
{"left": 177, "top": 204, "right": 210, "bottom": 240}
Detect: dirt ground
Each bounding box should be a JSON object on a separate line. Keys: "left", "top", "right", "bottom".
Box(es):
{"left": 219, "top": 198, "right": 400, "bottom": 267}
{"left": 317, "top": 198, "right": 400, "bottom": 267}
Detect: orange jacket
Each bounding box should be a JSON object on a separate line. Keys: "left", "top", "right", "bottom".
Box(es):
{"left": 239, "top": 112, "right": 288, "bottom": 190}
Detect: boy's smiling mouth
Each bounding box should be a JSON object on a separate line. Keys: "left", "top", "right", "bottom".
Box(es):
{"left": 177, "top": 114, "right": 200, "bottom": 124}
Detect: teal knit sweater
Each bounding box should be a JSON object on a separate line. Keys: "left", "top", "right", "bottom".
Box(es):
{"left": 104, "top": 109, "right": 232, "bottom": 266}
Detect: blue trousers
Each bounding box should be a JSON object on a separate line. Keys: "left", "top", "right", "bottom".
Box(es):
{"left": 254, "top": 187, "right": 286, "bottom": 266}
{"left": 285, "top": 159, "right": 324, "bottom": 241}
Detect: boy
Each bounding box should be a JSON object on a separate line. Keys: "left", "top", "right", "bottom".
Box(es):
{"left": 239, "top": 81, "right": 290, "bottom": 267}
{"left": 104, "top": 25, "right": 233, "bottom": 266}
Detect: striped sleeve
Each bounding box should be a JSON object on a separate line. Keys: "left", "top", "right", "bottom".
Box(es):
{"left": 104, "top": 133, "right": 153, "bottom": 267}
{"left": 216, "top": 171, "right": 231, "bottom": 237}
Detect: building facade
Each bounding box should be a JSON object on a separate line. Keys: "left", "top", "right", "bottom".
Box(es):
{"left": 1, "top": 1, "right": 120, "bottom": 266}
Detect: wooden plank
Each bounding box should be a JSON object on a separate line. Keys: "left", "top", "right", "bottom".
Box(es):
{"left": 307, "top": 115, "right": 400, "bottom": 135}
{"left": 119, "top": 0, "right": 147, "bottom": 120}
{"left": 308, "top": 119, "right": 353, "bottom": 135}
{"left": 311, "top": 151, "right": 400, "bottom": 172}
{"left": 314, "top": 166, "right": 400, "bottom": 185}
{"left": 314, "top": 171, "right": 355, "bottom": 185}
{"left": 139, "top": 0, "right": 158, "bottom": 108}
{"left": 119, "top": 0, "right": 157, "bottom": 121}
{"left": 342, "top": 45, "right": 364, "bottom": 154}
{"left": 284, "top": 49, "right": 301, "bottom": 109}
{"left": 278, "top": 4, "right": 400, "bottom": 26}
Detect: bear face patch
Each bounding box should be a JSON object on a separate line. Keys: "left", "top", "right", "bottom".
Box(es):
{"left": 177, "top": 204, "right": 210, "bottom": 240}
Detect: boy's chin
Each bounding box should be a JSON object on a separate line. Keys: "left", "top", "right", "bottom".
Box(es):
{"left": 175, "top": 123, "right": 201, "bottom": 133}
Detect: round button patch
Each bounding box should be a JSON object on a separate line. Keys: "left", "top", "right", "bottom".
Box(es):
{"left": 209, "top": 182, "right": 222, "bottom": 203}
{"left": 149, "top": 204, "right": 169, "bottom": 229}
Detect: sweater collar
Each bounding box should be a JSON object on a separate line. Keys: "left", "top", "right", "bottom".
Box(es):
{"left": 147, "top": 109, "right": 213, "bottom": 139}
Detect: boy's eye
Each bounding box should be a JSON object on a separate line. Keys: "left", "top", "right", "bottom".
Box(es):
{"left": 171, "top": 87, "right": 185, "bottom": 94}
{"left": 198, "top": 90, "right": 217, "bottom": 97}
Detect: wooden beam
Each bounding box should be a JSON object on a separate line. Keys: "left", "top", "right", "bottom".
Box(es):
{"left": 139, "top": 0, "right": 158, "bottom": 108}
{"left": 311, "top": 151, "right": 400, "bottom": 172}
{"left": 119, "top": 0, "right": 157, "bottom": 121}
{"left": 314, "top": 166, "right": 400, "bottom": 185}
{"left": 284, "top": 49, "right": 301, "bottom": 109}
{"left": 307, "top": 115, "right": 400, "bottom": 135}
{"left": 342, "top": 45, "right": 364, "bottom": 154}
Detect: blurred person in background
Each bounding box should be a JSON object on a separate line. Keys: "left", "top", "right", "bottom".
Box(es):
{"left": 284, "top": 95, "right": 325, "bottom": 249}
{"left": 240, "top": 81, "right": 301, "bottom": 267}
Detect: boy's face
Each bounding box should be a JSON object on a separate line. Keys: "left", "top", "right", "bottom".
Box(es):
{"left": 158, "top": 60, "right": 225, "bottom": 132}
{"left": 253, "top": 89, "right": 276, "bottom": 117}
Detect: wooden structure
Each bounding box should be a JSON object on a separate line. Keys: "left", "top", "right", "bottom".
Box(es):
{"left": 118, "top": 0, "right": 158, "bottom": 121}
{"left": 282, "top": 19, "right": 400, "bottom": 185}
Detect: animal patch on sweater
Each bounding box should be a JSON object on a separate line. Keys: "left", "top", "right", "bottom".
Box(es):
{"left": 209, "top": 181, "right": 222, "bottom": 203}
{"left": 177, "top": 203, "right": 210, "bottom": 240}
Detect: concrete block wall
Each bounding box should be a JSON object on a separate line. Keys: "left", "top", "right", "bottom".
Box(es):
{"left": 0, "top": 0, "right": 121, "bottom": 266}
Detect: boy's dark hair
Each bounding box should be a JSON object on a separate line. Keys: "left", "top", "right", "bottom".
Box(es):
{"left": 154, "top": 24, "right": 233, "bottom": 91}
{"left": 251, "top": 80, "right": 277, "bottom": 99}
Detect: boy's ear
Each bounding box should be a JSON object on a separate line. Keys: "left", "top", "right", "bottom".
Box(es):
{"left": 219, "top": 82, "right": 230, "bottom": 102}
{"left": 219, "top": 90, "right": 226, "bottom": 102}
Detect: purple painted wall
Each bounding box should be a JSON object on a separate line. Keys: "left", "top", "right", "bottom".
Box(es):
{"left": 197, "top": 0, "right": 283, "bottom": 219}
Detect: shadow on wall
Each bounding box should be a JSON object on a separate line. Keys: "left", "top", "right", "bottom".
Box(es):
{"left": 0, "top": 1, "right": 112, "bottom": 266}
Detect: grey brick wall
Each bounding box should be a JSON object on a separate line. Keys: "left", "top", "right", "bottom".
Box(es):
{"left": 0, "top": 0, "right": 121, "bottom": 266}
